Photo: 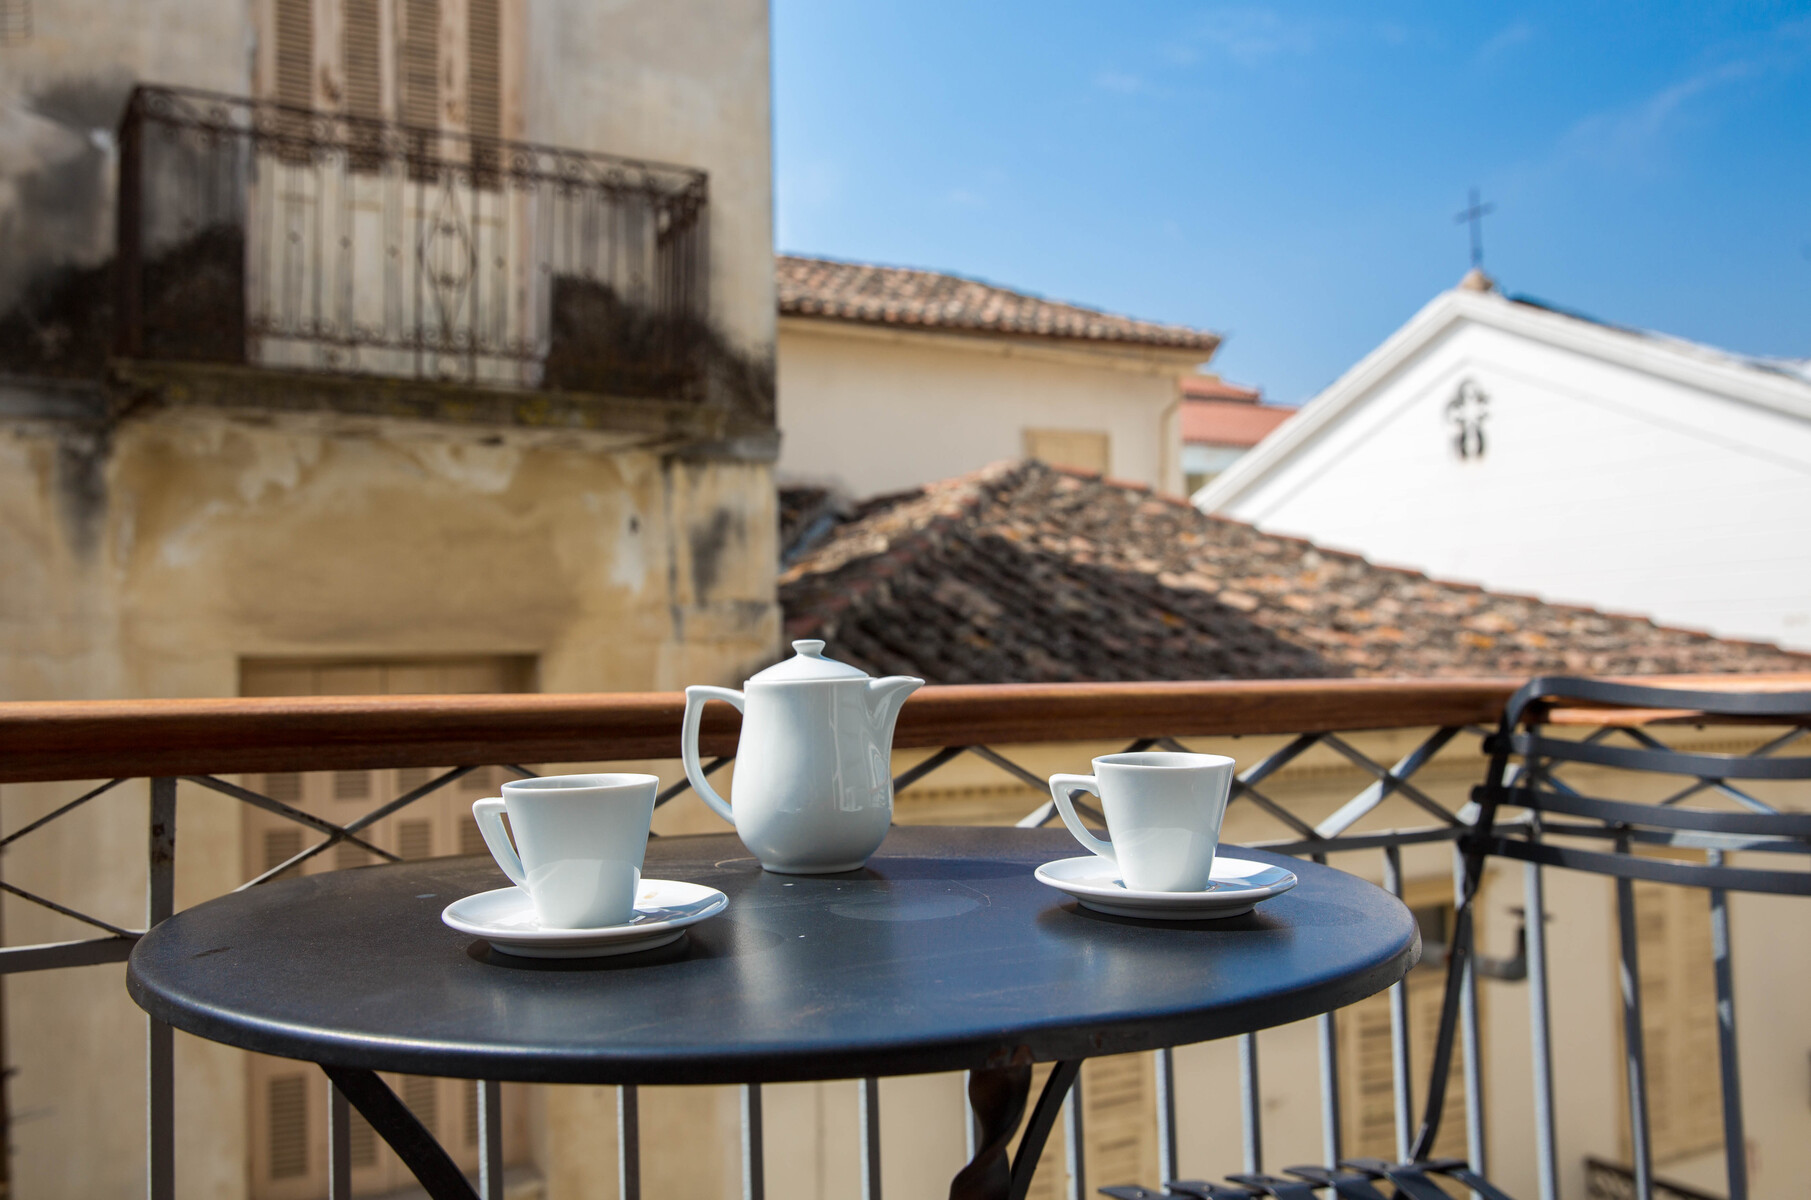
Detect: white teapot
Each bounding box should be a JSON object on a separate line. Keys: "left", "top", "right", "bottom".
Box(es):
{"left": 681, "top": 640, "right": 923, "bottom": 874}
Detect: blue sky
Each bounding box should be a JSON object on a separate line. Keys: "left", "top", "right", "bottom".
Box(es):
{"left": 773, "top": 3, "right": 1811, "bottom": 404}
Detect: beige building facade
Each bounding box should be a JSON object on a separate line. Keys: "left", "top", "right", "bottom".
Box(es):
{"left": 0, "top": 1, "right": 782, "bottom": 1196}
{"left": 774, "top": 256, "right": 1221, "bottom": 498}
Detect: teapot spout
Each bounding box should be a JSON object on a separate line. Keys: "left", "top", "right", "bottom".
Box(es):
{"left": 865, "top": 675, "right": 924, "bottom": 743}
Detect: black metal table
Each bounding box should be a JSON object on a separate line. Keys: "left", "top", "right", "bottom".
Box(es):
{"left": 127, "top": 826, "right": 1418, "bottom": 1199}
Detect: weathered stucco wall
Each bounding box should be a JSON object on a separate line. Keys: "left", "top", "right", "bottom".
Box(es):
{"left": 777, "top": 318, "right": 1195, "bottom": 498}
{"left": 0, "top": 406, "right": 779, "bottom": 1197}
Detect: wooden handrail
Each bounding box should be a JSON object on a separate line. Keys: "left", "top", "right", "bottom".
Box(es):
{"left": 1, "top": 674, "right": 1806, "bottom": 785}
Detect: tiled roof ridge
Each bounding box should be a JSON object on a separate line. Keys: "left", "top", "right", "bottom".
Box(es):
{"left": 794, "top": 460, "right": 1807, "bottom": 658}
{"left": 778, "top": 459, "right": 1027, "bottom": 597}
{"left": 776, "top": 254, "right": 1221, "bottom": 352}
{"left": 1052, "top": 465, "right": 1723, "bottom": 640}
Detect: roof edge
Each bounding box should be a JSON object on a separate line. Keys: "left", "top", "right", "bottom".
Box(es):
{"left": 1196, "top": 287, "right": 1811, "bottom": 513}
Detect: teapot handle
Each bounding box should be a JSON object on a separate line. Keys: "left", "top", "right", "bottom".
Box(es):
{"left": 682, "top": 686, "right": 744, "bottom": 826}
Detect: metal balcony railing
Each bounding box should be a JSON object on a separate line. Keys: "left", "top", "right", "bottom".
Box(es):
{"left": 0, "top": 675, "right": 1803, "bottom": 1200}
{"left": 114, "top": 85, "right": 709, "bottom": 398}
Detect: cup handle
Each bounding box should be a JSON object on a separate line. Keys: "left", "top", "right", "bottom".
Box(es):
{"left": 1049, "top": 774, "right": 1115, "bottom": 866}
{"left": 471, "top": 797, "right": 527, "bottom": 888}
{"left": 682, "top": 685, "right": 744, "bottom": 826}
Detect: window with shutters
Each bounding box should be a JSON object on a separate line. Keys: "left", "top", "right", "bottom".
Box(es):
{"left": 267, "top": 1075, "right": 309, "bottom": 1180}
{"left": 239, "top": 653, "right": 535, "bottom": 1199}
{"left": 1618, "top": 867, "right": 1722, "bottom": 1165}
{"left": 333, "top": 770, "right": 370, "bottom": 801}
{"left": 1338, "top": 885, "right": 1473, "bottom": 1169}
{"left": 1023, "top": 429, "right": 1111, "bottom": 476}
{"left": 397, "top": 819, "right": 434, "bottom": 861}
{"left": 261, "top": 0, "right": 515, "bottom": 144}
{"left": 1008, "top": 1052, "right": 1159, "bottom": 1198}
{"left": 0, "top": 0, "right": 32, "bottom": 44}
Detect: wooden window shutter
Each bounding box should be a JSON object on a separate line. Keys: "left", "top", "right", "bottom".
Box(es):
{"left": 274, "top": 0, "right": 316, "bottom": 110}
{"left": 1005, "top": 1053, "right": 1158, "bottom": 1197}
{"left": 467, "top": 0, "right": 501, "bottom": 142}
{"left": 1622, "top": 876, "right": 1722, "bottom": 1164}
{"left": 402, "top": 1075, "right": 440, "bottom": 1133}
{"left": 1338, "top": 891, "right": 1471, "bottom": 1163}
{"left": 400, "top": 0, "right": 441, "bottom": 131}
{"left": 1083, "top": 1052, "right": 1158, "bottom": 1190}
{"left": 398, "top": 819, "right": 433, "bottom": 861}
{"left": 342, "top": 0, "right": 383, "bottom": 118}
{"left": 266, "top": 1074, "right": 310, "bottom": 1180}
{"left": 1023, "top": 429, "right": 1111, "bottom": 476}
{"left": 0, "top": 0, "right": 31, "bottom": 44}
{"left": 264, "top": 772, "right": 303, "bottom": 804}
{"left": 348, "top": 1106, "right": 379, "bottom": 1167}
{"left": 263, "top": 827, "right": 304, "bottom": 877}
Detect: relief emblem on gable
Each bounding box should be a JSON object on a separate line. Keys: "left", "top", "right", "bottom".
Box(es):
{"left": 1445, "top": 378, "right": 1488, "bottom": 460}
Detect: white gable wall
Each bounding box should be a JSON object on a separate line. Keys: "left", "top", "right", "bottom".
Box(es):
{"left": 1212, "top": 311, "right": 1811, "bottom": 649}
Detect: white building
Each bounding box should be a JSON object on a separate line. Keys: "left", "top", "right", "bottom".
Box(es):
{"left": 776, "top": 255, "right": 1220, "bottom": 497}
{"left": 1198, "top": 270, "right": 1811, "bottom": 650}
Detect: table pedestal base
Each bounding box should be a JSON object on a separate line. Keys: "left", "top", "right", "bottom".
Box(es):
{"left": 951, "top": 1058, "right": 1082, "bottom": 1200}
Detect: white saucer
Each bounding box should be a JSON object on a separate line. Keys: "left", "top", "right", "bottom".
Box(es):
{"left": 1034, "top": 855, "right": 1298, "bottom": 920}
{"left": 442, "top": 879, "right": 729, "bottom": 959}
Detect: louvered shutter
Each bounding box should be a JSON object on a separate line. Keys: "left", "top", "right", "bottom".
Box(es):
{"left": 341, "top": 0, "right": 382, "bottom": 117}
{"left": 467, "top": 0, "right": 501, "bottom": 140}
{"left": 1338, "top": 896, "right": 1471, "bottom": 1165}
{"left": 1083, "top": 1053, "right": 1158, "bottom": 1191}
{"left": 400, "top": 0, "right": 440, "bottom": 130}
{"left": 274, "top": 0, "right": 316, "bottom": 110}
{"left": 1622, "top": 877, "right": 1722, "bottom": 1164}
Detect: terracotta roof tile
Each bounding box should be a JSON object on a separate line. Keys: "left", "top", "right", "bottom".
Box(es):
{"left": 778, "top": 462, "right": 1811, "bottom": 684}
{"left": 1180, "top": 376, "right": 1262, "bottom": 402}
{"left": 777, "top": 255, "right": 1221, "bottom": 353}
{"left": 1181, "top": 398, "right": 1295, "bottom": 447}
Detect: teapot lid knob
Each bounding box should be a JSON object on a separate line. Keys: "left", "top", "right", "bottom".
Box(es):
{"left": 793, "top": 639, "right": 827, "bottom": 657}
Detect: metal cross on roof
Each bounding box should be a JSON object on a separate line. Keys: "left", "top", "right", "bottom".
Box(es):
{"left": 1454, "top": 187, "right": 1495, "bottom": 268}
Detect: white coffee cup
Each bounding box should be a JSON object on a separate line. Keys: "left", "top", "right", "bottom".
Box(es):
{"left": 1048, "top": 752, "right": 1236, "bottom": 892}
{"left": 472, "top": 773, "right": 658, "bottom": 928}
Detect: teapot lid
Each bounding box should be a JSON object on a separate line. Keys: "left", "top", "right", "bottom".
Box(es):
{"left": 749, "top": 640, "right": 871, "bottom": 683}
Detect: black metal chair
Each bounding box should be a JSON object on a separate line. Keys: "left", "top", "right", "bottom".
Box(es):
{"left": 1103, "top": 675, "right": 1811, "bottom": 1200}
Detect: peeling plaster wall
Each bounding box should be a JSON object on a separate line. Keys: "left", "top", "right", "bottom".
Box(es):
{"left": 2, "top": 412, "right": 779, "bottom": 703}
{"left": 0, "top": 408, "right": 779, "bottom": 1198}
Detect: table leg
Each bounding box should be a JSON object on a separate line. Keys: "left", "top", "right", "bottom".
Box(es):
{"left": 320, "top": 1064, "right": 479, "bottom": 1200}
{"left": 950, "top": 1058, "right": 1081, "bottom": 1200}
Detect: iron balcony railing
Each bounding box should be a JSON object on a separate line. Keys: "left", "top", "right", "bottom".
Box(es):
{"left": 0, "top": 675, "right": 1801, "bottom": 1200}
{"left": 114, "top": 85, "right": 709, "bottom": 398}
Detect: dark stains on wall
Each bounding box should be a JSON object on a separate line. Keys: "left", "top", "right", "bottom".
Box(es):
{"left": 51, "top": 418, "right": 111, "bottom": 558}
{"left": 0, "top": 75, "right": 133, "bottom": 313}
{"left": 688, "top": 506, "right": 743, "bottom": 602}
{"left": 543, "top": 276, "right": 774, "bottom": 429}
{"left": 0, "top": 257, "right": 113, "bottom": 377}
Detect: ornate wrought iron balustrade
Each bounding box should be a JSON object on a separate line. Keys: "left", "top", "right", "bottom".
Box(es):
{"left": 115, "top": 85, "right": 709, "bottom": 398}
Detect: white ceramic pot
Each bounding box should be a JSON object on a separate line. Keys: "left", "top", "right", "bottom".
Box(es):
{"left": 681, "top": 640, "right": 923, "bottom": 874}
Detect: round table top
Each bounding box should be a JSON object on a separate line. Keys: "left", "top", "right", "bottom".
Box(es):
{"left": 127, "top": 827, "right": 1418, "bottom": 1085}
